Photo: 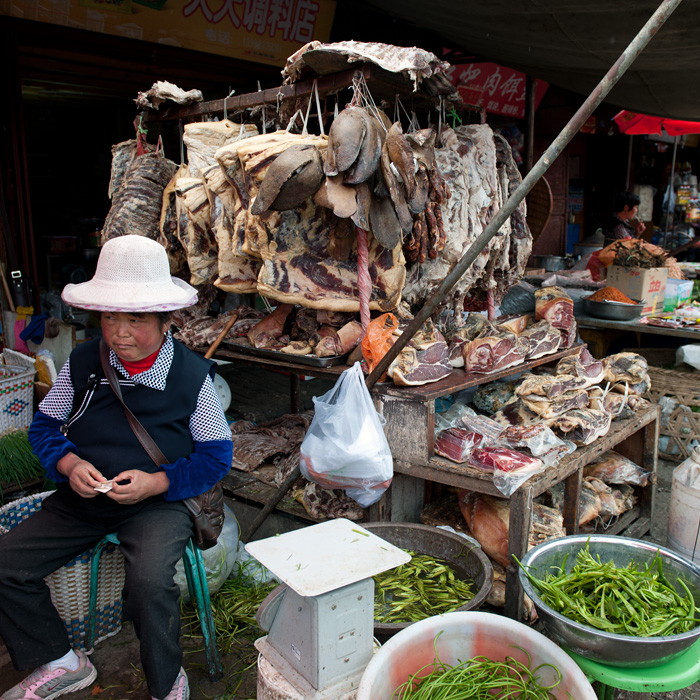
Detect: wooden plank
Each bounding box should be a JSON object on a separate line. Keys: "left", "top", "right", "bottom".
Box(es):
{"left": 209, "top": 347, "right": 346, "bottom": 380}
{"left": 563, "top": 469, "right": 583, "bottom": 534}
{"left": 599, "top": 507, "right": 642, "bottom": 537}
{"left": 504, "top": 486, "right": 532, "bottom": 620}
{"left": 373, "top": 344, "right": 584, "bottom": 401}
{"left": 221, "top": 471, "right": 316, "bottom": 523}
{"left": 376, "top": 394, "right": 434, "bottom": 464}
{"left": 384, "top": 473, "right": 425, "bottom": 523}
{"left": 143, "top": 63, "right": 438, "bottom": 123}
{"left": 620, "top": 514, "right": 651, "bottom": 539}
{"left": 577, "top": 316, "right": 700, "bottom": 341}
{"left": 392, "top": 408, "right": 658, "bottom": 495}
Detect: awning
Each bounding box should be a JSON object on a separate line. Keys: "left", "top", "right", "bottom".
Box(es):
{"left": 357, "top": 0, "right": 700, "bottom": 120}
{"left": 614, "top": 110, "right": 700, "bottom": 136}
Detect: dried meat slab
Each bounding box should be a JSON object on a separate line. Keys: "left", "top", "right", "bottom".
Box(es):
{"left": 257, "top": 202, "right": 405, "bottom": 312}
{"left": 435, "top": 427, "right": 484, "bottom": 463}
{"left": 103, "top": 153, "right": 177, "bottom": 242}
{"left": 201, "top": 163, "right": 260, "bottom": 294}
{"left": 535, "top": 286, "right": 577, "bottom": 348}
{"left": 175, "top": 177, "right": 218, "bottom": 286}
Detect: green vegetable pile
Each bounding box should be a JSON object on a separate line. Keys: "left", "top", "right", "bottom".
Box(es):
{"left": 181, "top": 565, "right": 277, "bottom": 654}
{"left": 518, "top": 543, "right": 700, "bottom": 637}
{"left": 374, "top": 551, "right": 476, "bottom": 624}
{"left": 0, "top": 430, "right": 45, "bottom": 502}
{"left": 393, "top": 639, "right": 562, "bottom": 700}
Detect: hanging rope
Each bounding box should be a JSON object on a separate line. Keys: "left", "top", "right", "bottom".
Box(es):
{"left": 356, "top": 226, "right": 372, "bottom": 336}
{"left": 134, "top": 114, "right": 149, "bottom": 156}
{"left": 486, "top": 289, "right": 496, "bottom": 321}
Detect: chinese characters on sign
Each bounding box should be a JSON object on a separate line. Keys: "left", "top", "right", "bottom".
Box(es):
{"left": 1, "top": 0, "right": 336, "bottom": 68}
{"left": 447, "top": 62, "right": 548, "bottom": 119}
{"left": 183, "top": 0, "right": 320, "bottom": 44}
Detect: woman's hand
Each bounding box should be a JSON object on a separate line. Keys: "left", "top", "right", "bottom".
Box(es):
{"left": 57, "top": 452, "right": 106, "bottom": 499}
{"left": 107, "top": 470, "right": 170, "bottom": 504}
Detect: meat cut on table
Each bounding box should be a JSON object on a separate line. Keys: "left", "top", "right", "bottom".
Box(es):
{"left": 534, "top": 286, "right": 576, "bottom": 348}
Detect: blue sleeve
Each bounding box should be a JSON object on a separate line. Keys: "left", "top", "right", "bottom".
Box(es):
{"left": 27, "top": 411, "right": 80, "bottom": 483}
{"left": 160, "top": 438, "right": 233, "bottom": 502}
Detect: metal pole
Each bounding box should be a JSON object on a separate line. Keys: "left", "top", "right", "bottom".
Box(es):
{"left": 626, "top": 135, "right": 634, "bottom": 190}
{"left": 662, "top": 135, "right": 679, "bottom": 248}
{"left": 365, "top": 0, "right": 683, "bottom": 390}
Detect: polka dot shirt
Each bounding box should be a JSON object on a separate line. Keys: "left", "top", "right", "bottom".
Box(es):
{"left": 39, "top": 333, "right": 231, "bottom": 442}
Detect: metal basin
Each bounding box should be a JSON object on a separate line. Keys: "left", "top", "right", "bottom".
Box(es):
{"left": 519, "top": 534, "right": 700, "bottom": 667}
{"left": 364, "top": 522, "right": 493, "bottom": 639}
{"left": 531, "top": 255, "right": 570, "bottom": 272}
{"left": 583, "top": 296, "right": 644, "bottom": 321}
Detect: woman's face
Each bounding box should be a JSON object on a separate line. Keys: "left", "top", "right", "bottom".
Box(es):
{"left": 101, "top": 312, "right": 166, "bottom": 362}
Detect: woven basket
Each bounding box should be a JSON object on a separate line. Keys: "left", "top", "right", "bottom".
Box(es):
{"left": 629, "top": 348, "right": 700, "bottom": 461}
{"left": 0, "top": 491, "right": 125, "bottom": 650}
{"left": 0, "top": 365, "right": 37, "bottom": 434}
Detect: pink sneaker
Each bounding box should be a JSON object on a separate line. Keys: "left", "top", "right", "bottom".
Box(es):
{"left": 153, "top": 668, "right": 189, "bottom": 700}
{"left": 1, "top": 650, "right": 97, "bottom": 700}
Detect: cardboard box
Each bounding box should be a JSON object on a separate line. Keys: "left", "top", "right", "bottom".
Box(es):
{"left": 663, "top": 278, "right": 694, "bottom": 312}
{"left": 606, "top": 265, "right": 667, "bottom": 316}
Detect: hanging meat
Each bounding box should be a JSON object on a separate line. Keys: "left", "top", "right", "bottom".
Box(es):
{"left": 159, "top": 164, "right": 189, "bottom": 274}
{"left": 402, "top": 124, "right": 532, "bottom": 315}
{"left": 183, "top": 120, "right": 258, "bottom": 178}
{"left": 102, "top": 152, "right": 178, "bottom": 243}
{"left": 214, "top": 130, "right": 406, "bottom": 312}
{"left": 200, "top": 163, "right": 260, "bottom": 294}
{"left": 174, "top": 177, "right": 218, "bottom": 286}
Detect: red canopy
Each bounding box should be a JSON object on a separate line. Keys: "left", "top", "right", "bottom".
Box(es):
{"left": 614, "top": 110, "right": 700, "bottom": 136}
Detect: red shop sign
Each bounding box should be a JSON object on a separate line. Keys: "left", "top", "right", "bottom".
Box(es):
{"left": 447, "top": 62, "right": 548, "bottom": 119}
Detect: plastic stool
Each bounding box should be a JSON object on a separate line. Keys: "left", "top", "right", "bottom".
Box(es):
{"left": 87, "top": 534, "right": 223, "bottom": 682}
{"left": 567, "top": 639, "right": 700, "bottom": 700}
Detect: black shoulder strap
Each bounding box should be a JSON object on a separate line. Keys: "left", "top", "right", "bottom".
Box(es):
{"left": 99, "top": 340, "right": 168, "bottom": 467}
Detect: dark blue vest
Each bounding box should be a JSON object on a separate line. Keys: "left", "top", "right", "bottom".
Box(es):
{"left": 55, "top": 338, "right": 215, "bottom": 519}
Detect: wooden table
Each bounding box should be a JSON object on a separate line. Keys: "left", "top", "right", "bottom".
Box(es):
{"left": 577, "top": 315, "right": 700, "bottom": 358}
{"left": 390, "top": 408, "right": 658, "bottom": 620}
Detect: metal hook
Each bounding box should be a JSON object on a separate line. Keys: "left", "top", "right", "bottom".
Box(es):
{"left": 223, "top": 87, "right": 235, "bottom": 122}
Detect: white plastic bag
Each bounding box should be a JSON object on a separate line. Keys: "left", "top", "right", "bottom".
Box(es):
{"left": 174, "top": 504, "right": 240, "bottom": 601}
{"left": 300, "top": 362, "right": 393, "bottom": 507}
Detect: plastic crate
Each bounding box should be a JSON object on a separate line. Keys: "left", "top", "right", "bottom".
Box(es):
{"left": 0, "top": 365, "right": 37, "bottom": 434}
{"left": 0, "top": 491, "right": 125, "bottom": 650}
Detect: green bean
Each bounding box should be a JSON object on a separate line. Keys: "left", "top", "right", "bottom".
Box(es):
{"left": 515, "top": 541, "right": 700, "bottom": 638}
{"left": 392, "top": 633, "right": 564, "bottom": 700}
{"left": 374, "top": 551, "right": 477, "bottom": 624}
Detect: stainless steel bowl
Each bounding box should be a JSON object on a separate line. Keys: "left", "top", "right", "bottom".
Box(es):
{"left": 531, "top": 255, "right": 570, "bottom": 272}
{"left": 582, "top": 296, "right": 644, "bottom": 321}
{"left": 364, "top": 523, "right": 493, "bottom": 640}
{"left": 519, "top": 534, "right": 700, "bottom": 667}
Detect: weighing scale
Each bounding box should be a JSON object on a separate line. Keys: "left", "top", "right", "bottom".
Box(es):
{"left": 246, "top": 518, "right": 410, "bottom": 700}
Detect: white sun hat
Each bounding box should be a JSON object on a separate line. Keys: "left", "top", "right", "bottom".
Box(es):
{"left": 61, "top": 235, "right": 198, "bottom": 312}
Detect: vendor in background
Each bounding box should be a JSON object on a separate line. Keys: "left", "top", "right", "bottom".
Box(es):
{"left": 603, "top": 191, "right": 646, "bottom": 247}
{"left": 0, "top": 236, "right": 233, "bottom": 700}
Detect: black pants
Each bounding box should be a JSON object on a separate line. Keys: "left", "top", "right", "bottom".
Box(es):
{"left": 0, "top": 491, "right": 193, "bottom": 699}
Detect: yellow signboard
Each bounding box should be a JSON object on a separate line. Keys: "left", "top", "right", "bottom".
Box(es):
{"left": 2, "top": 0, "right": 336, "bottom": 67}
